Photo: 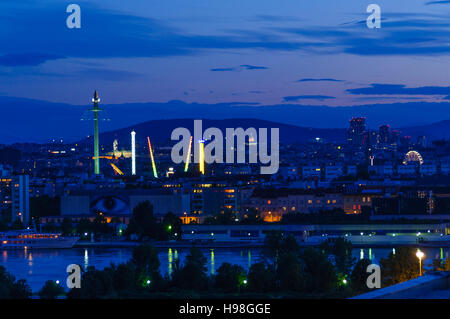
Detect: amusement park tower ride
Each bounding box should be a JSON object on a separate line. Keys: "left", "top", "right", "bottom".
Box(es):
{"left": 91, "top": 91, "right": 101, "bottom": 175}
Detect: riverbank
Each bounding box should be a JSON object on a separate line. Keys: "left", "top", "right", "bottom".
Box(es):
{"left": 74, "top": 238, "right": 450, "bottom": 249}
{"left": 74, "top": 240, "right": 265, "bottom": 249}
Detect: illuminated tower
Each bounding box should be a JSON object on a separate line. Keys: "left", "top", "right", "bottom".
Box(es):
{"left": 184, "top": 136, "right": 193, "bottom": 172}
{"left": 91, "top": 91, "right": 101, "bottom": 175}
{"left": 131, "top": 130, "right": 136, "bottom": 175}
{"left": 147, "top": 136, "right": 158, "bottom": 178}
{"left": 199, "top": 139, "right": 205, "bottom": 175}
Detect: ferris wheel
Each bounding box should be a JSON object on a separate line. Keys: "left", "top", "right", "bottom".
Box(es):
{"left": 403, "top": 150, "right": 424, "bottom": 165}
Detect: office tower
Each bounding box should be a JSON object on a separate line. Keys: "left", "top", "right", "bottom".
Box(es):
{"left": 379, "top": 124, "right": 390, "bottom": 144}
{"left": 11, "top": 175, "right": 29, "bottom": 225}
{"left": 347, "top": 117, "right": 366, "bottom": 146}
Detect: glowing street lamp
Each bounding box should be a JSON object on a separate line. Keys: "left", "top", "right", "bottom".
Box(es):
{"left": 416, "top": 250, "right": 425, "bottom": 276}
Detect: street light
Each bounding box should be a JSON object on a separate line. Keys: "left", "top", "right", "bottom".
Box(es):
{"left": 416, "top": 250, "right": 425, "bottom": 276}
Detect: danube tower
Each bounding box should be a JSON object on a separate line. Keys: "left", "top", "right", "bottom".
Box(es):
{"left": 91, "top": 91, "right": 101, "bottom": 175}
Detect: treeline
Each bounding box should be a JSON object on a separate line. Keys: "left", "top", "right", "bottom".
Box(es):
{"left": 1, "top": 235, "right": 449, "bottom": 299}
{"left": 64, "top": 235, "right": 450, "bottom": 299}
{"left": 38, "top": 201, "right": 182, "bottom": 241}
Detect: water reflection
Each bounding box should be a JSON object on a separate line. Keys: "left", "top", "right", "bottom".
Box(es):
{"left": 210, "top": 249, "right": 215, "bottom": 275}
{"left": 84, "top": 249, "right": 89, "bottom": 270}
{"left": 168, "top": 248, "right": 173, "bottom": 276}
{"left": 0, "top": 246, "right": 448, "bottom": 292}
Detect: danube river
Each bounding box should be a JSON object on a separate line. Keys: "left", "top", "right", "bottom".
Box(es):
{"left": 0, "top": 247, "right": 448, "bottom": 292}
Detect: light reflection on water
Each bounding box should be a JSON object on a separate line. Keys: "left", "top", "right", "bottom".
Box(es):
{"left": 0, "top": 246, "right": 448, "bottom": 292}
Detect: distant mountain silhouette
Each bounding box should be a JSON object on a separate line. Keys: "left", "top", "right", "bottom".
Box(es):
{"left": 0, "top": 96, "right": 449, "bottom": 143}
{"left": 80, "top": 118, "right": 450, "bottom": 149}
{"left": 80, "top": 119, "right": 348, "bottom": 146}
{"left": 401, "top": 120, "right": 450, "bottom": 141}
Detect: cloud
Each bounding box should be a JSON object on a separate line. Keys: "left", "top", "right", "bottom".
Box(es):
{"left": 283, "top": 95, "right": 335, "bottom": 102}
{"left": 0, "top": 53, "right": 65, "bottom": 66}
{"left": 210, "top": 68, "right": 235, "bottom": 72}
{"left": 297, "top": 78, "right": 343, "bottom": 83}
{"left": 276, "top": 12, "right": 450, "bottom": 56}
{"left": 347, "top": 83, "right": 450, "bottom": 95}
{"left": 240, "top": 64, "right": 268, "bottom": 70}
{"left": 77, "top": 68, "right": 143, "bottom": 81}
{"left": 211, "top": 65, "right": 268, "bottom": 72}
{"left": 0, "top": 4, "right": 323, "bottom": 68}
{"left": 253, "top": 15, "right": 300, "bottom": 22}
{"left": 425, "top": 0, "right": 450, "bottom": 5}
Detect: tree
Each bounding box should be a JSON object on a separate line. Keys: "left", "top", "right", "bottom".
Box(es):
{"left": 39, "top": 280, "right": 65, "bottom": 299}
{"left": 277, "top": 252, "right": 306, "bottom": 292}
{"left": 263, "top": 232, "right": 300, "bottom": 267}
{"left": 301, "top": 247, "right": 337, "bottom": 293}
{"left": 432, "top": 258, "right": 450, "bottom": 271}
{"left": 92, "top": 214, "right": 110, "bottom": 235}
{"left": 131, "top": 244, "right": 163, "bottom": 289}
{"left": 247, "top": 262, "right": 276, "bottom": 293}
{"left": 171, "top": 247, "right": 209, "bottom": 291}
{"left": 0, "top": 266, "right": 31, "bottom": 299}
{"left": 350, "top": 258, "right": 372, "bottom": 294}
{"left": 112, "top": 262, "right": 137, "bottom": 292}
{"left": 214, "top": 263, "right": 246, "bottom": 293}
{"left": 67, "top": 266, "right": 115, "bottom": 299}
{"left": 76, "top": 218, "right": 93, "bottom": 236}
{"left": 61, "top": 218, "right": 73, "bottom": 236}
{"left": 263, "top": 231, "right": 284, "bottom": 261}
{"left": 380, "top": 247, "right": 419, "bottom": 286}
{"left": 331, "top": 237, "right": 355, "bottom": 276}
{"left": 161, "top": 212, "right": 182, "bottom": 240}
{"left": 127, "top": 201, "right": 161, "bottom": 239}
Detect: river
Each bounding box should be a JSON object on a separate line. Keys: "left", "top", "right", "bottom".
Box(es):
{"left": 0, "top": 246, "right": 449, "bottom": 292}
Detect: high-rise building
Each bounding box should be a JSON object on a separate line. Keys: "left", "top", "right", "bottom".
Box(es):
{"left": 347, "top": 117, "right": 366, "bottom": 146}
{"left": 379, "top": 124, "right": 390, "bottom": 144}
{"left": 390, "top": 130, "right": 400, "bottom": 145}
{"left": 11, "top": 175, "right": 30, "bottom": 225}
{"left": 0, "top": 177, "right": 12, "bottom": 214}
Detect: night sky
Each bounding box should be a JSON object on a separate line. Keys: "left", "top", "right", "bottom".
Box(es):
{"left": 1, "top": 0, "right": 450, "bottom": 107}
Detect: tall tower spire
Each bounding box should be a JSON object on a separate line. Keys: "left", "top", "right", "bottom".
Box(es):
{"left": 91, "top": 91, "right": 101, "bottom": 175}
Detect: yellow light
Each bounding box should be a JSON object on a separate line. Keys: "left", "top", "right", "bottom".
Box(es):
{"left": 185, "top": 136, "right": 193, "bottom": 172}
{"left": 110, "top": 163, "right": 124, "bottom": 175}
{"left": 147, "top": 137, "right": 158, "bottom": 178}
{"left": 416, "top": 250, "right": 424, "bottom": 259}
{"left": 199, "top": 140, "right": 205, "bottom": 175}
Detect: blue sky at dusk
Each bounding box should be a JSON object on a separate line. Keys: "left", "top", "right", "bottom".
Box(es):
{"left": 1, "top": 0, "right": 450, "bottom": 107}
